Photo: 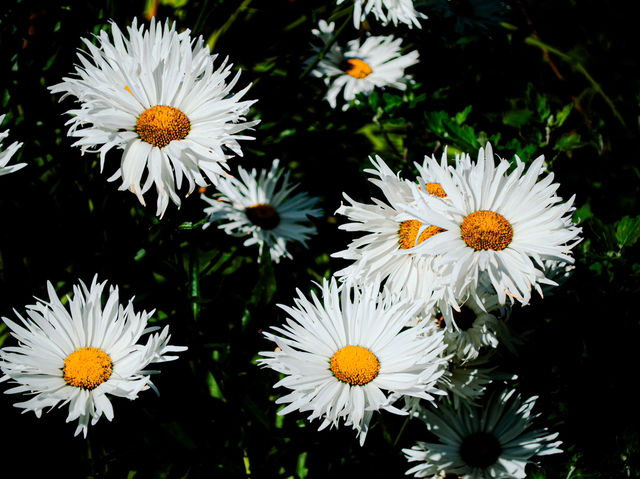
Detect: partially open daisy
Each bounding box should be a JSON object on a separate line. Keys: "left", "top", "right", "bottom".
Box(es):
{"left": 0, "top": 114, "right": 25, "bottom": 176}
{"left": 202, "top": 159, "right": 322, "bottom": 263}
{"left": 403, "top": 389, "right": 562, "bottom": 478}
{"left": 310, "top": 21, "right": 419, "bottom": 110}
{"left": 403, "top": 143, "right": 582, "bottom": 305}
{"left": 337, "top": 0, "right": 427, "bottom": 29}
{"left": 333, "top": 155, "right": 453, "bottom": 309}
{"left": 0, "top": 277, "right": 186, "bottom": 437}
{"left": 259, "top": 278, "right": 448, "bottom": 445}
{"left": 49, "top": 18, "right": 258, "bottom": 217}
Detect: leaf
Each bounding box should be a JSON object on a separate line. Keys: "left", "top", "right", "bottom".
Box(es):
{"left": 554, "top": 132, "right": 582, "bottom": 152}
{"left": 503, "top": 109, "right": 533, "bottom": 128}
{"left": 207, "top": 371, "right": 227, "bottom": 402}
{"left": 615, "top": 216, "right": 640, "bottom": 248}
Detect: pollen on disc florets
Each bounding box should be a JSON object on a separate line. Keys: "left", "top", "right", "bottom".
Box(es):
{"left": 340, "top": 58, "right": 373, "bottom": 79}
{"left": 460, "top": 210, "right": 513, "bottom": 251}
{"left": 136, "top": 105, "right": 190, "bottom": 148}
{"left": 459, "top": 431, "right": 503, "bottom": 469}
{"left": 63, "top": 347, "right": 113, "bottom": 390}
{"left": 398, "top": 220, "right": 446, "bottom": 250}
{"left": 330, "top": 345, "right": 380, "bottom": 386}
{"left": 425, "top": 182, "right": 447, "bottom": 198}
{"left": 245, "top": 203, "right": 281, "bottom": 230}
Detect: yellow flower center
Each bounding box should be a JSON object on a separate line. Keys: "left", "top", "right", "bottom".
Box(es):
{"left": 136, "top": 105, "right": 190, "bottom": 148}
{"left": 398, "top": 220, "right": 446, "bottom": 250}
{"left": 245, "top": 203, "right": 281, "bottom": 230}
{"left": 460, "top": 210, "right": 513, "bottom": 251}
{"left": 425, "top": 182, "right": 447, "bottom": 198}
{"left": 330, "top": 345, "right": 380, "bottom": 386}
{"left": 341, "top": 58, "right": 373, "bottom": 79}
{"left": 63, "top": 347, "right": 113, "bottom": 390}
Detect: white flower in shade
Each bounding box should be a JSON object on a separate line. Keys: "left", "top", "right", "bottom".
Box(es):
{"left": 202, "top": 159, "right": 323, "bottom": 263}
{"left": 402, "top": 143, "right": 582, "bottom": 306}
{"left": 403, "top": 389, "right": 562, "bottom": 478}
{"left": 0, "top": 114, "right": 25, "bottom": 176}
{"left": 259, "top": 278, "right": 448, "bottom": 445}
{"left": 333, "top": 154, "right": 456, "bottom": 310}
{"left": 337, "top": 0, "right": 426, "bottom": 29}
{"left": 49, "top": 18, "right": 258, "bottom": 217}
{"left": 310, "top": 21, "right": 419, "bottom": 110}
{"left": 0, "top": 277, "right": 186, "bottom": 437}
{"left": 437, "top": 354, "right": 501, "bottom": 409}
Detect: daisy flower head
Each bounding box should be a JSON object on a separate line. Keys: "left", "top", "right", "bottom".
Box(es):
{"left": 0, "top": 277, "right": 187, "bottom": 437}
{"left": 202, "top": 159, "right": 323, "bottom": 263}
{"left": 310, "top": 22, "right": 419, "bottom": 110}
{"left": 403, "top": 389, "right": 562, "bottom": 478}
{"left": 403, "top": 143, "right": 582, "bottom": 306}
{"left": 337, "top": 0, "right": 427, "bottom": 29}
{"left": 49, "top": 18, "right": 258, "bottom": 218}
{"left": 333, "top": 154, "right": 454, "bottom": 310}
{"left": 259, "top": 277, "right": 448, "bottom": 445}
{"left": 0, "top": 114, "right": 25, "bottom": 176}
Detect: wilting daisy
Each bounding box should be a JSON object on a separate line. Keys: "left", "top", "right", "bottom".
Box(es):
{"left": 310, "top": 21, "right": 419, "bottom": 110}
{"left": 259, "top": 278, "right": 448, "bottom": 445}
{"left": 333, "top": 154, "right": 453, "bottom": 309}
{"left": 0, "top": 277, "right": 186, "bottom": 437}
{"left": 202, "top": 159, "right": 322, "bottom": 263}
{"left": 403, "top": 389, "right": 562, "bottom": 478}
{"left": 337, "top": 0, "right": 426, "bottom": 29}
{"left": 403, "top": 143, "right": 582, "bottom": 305}
{"left": 49, "top": 18, "right": 258, "bottom": 217}
{"left": 0, "top": 114, "right": 25, "bottom": 176}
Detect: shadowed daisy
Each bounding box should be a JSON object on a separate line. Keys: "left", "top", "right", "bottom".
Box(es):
{"left": 202, "top": 159, "right": 323, "bottom": 263}
{"left": 259, "top": 278, "right": 448, "bottom": 445}
{"left": 0, "top": 114, "right": 25, "bottom": 176}
{"left": 310, "top": 21, "right": 419, "bottom": 110}
{"left": 49, "top": 18, "right": 258, "bottom": 217}
{"left": 0, "top": 277, "right": 186, "bottom": 437}
{"left": 403, "top": 143, "right": 582, "bottom": 305}
{"left": 403, "top": 389, "right": 562, "bottom": 478}
{"left": 337, "top": 0, "right": 427, "bottom": 28}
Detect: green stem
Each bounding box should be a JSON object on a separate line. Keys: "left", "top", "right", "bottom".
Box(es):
{"left": 207, "top": 0, "right": 253, "bottom": 51}
{"left": 525, "top": 36, "right": 626, "bottom": 127}
{"left": 299, "top": 12, "right": 351, "bottom": 80}
{"left": 189, "top": 249, "right": 200, "bottom": 321}
{"left": 392, "top": 416, "right": 410, "bottom": 448}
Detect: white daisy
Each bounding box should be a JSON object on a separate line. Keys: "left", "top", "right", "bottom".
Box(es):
{"left": 437, "top": 354, "right": 500, "bottom": 409}
{"left": 0, "top": 114, "right": 25, "bottom": 176}
{"left": 0, "top": 277, "right": 186, "bottom": 437}
{"left": 259, "top": 278, "right": 448, "bottom": 445}
{"left": 337, "top": 0, "right": 427, "bottom": 29}
{"left": 202, "top": 159, "right": 323, "bottom": 263}
{"left": 403, "top": 389, "right": 562, "bottom": 478}
{"left": 49, "top": 18, "right": 258, "bottom": 217}
{"left": 310, "top": 21, "right": 419, "bottom": 110}
{"left": 333, "top": 154, "right": 454, "bottom": 310}
{"left": 403, "top": 143, "right": 582, "bottom": 305}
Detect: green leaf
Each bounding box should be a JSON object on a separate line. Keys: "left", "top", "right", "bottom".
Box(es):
{"left": 615, "top": 216, "right": 640, "bottom": 248}
{"left": 296, "top": 452, "right": 309, "bottom": 479}
{"left": 455, "top": 105, "right": 472, "bottom": 124}
{"left": 206, "top": 371, "right": 227, "bottom": 402}
{"left": 503, "top": 109, "right": 533, "bottom": 128}
{"left": 554, "top": 132, "right": 582, "bottom": 152}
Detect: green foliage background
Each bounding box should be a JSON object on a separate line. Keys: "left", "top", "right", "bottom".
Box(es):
{"left": 0, "top": 0, "right": 638, "bottom": 477}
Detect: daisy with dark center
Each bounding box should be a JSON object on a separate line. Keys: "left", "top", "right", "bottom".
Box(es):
{"left": 259, "top": 278, "right": 448, "bottom": 445}
{"left": 49, "top": 18, "right": 258, "bottom": 217}
{"left": 403, "top": 143, "right": 582, "bottom": 305}
{"left": 403, "top": 389, "right": 562, "bottom": 478}
{"left": 0, "top": 114, "right": 25, "bottom": 176}
{"left": 309, "top": 20, "right": 419, "bottom": 110}
{"left": 202, "top": 159, "right": 322, "bottom": 263}
{"left": 0, "top": 277, "right": 186, "bottom": 437}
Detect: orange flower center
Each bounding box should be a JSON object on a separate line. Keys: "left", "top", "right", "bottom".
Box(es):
{"left": 341, "top": 58, "right": 373, "bottom": 79}
{"left": 398, "top": 220, "right": 446, "bottom": 250}
{"left": 460, "top": 210, "right": 513, "bottom": 251}
{"left": 330, "top": 345, "right": 380, "bottom": 386}
{"left": 63, "top": 347, "right": 112, "bottom": 390}
{"left": 136, "top": 105, "right": 190, "bottom": 148}
{"left": 425, "top": 182, "right": 447, "bottom": 198}
{"left": 245, "top": 203, "right": 281, "bottom": 230}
